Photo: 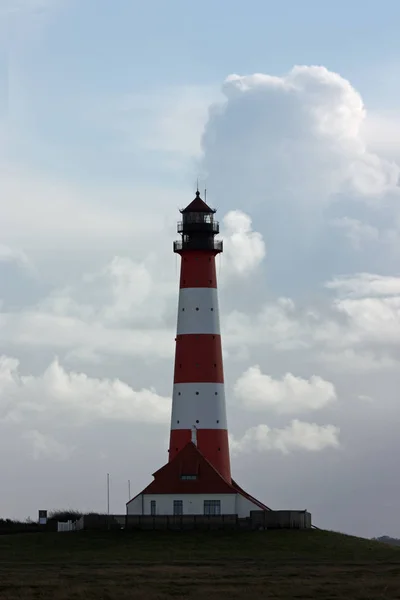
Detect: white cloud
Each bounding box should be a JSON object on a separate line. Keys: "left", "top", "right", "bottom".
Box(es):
{"left": 222, "top": 279, "right": 400, "bottom": 377}
{"left": 0, "top": 239, "right": 272, "bottom": 362}
{"left": 362, "top": 110, "right": 400, "bottom": 163}
{"left": 326, "top": 273, "right": 400, "bottom": 298}
{"left": 311, "top": 292, "right": 400, "bottom": 355}
{"left": 357, "top": 394, "right": 374, "bottom": 403}
{"left": 224, "top": 297, "right": 309, "bottom": 351}
{"left": 317, "top": 349, "right": 399, "bottom": 372}
{"left": 230, "top": 420, "right": 340, "bottom": 455}
{"left": 202, "top": 66, "right": 400, "bottom": 206}
{"left": 223, "top": 276, "right": 400, "bottom": 365}
{"left": 99, "top": 256, "right": 175, "bottom": 326}
{"left": 234, "top": 365, "right": 336, "bottom": 414}
{"left": 0, "top": 254, "right": 176, "bottom": 361}
{"left": 334, "top": 295, "right": 400, "bottom": 346}
{"left": 220, "top": 210, "right": 266, "bottom": 277}
{"left": 0, "top": 355, "right": 171, "bottom": 426}
{"left": 40, "top": 255, "right": 175, "bottom": 327}
{"left": 0, "top": 311, "right": 174, "bottom": 360}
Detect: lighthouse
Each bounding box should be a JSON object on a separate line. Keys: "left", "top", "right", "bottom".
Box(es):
{"left": 169, "top": 190, "right": 231, "bottom": 482}
{"left": 127, "top": 191, "right": 270, "bottom": 517}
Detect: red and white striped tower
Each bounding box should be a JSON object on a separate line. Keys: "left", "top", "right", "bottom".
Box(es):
{"left": 169, "top": 190, "right": 231, "bottom": 483}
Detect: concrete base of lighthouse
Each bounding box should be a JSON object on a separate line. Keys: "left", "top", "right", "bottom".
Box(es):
{"left": 127, "top": 442, "right": 270, "bottom": 518}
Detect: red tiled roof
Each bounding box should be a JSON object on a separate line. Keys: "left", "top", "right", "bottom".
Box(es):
{"left": 127, "top": 442, "right": 270, "bottom": 510}
{"left": 181, "top": 191, "right": 216, "bottom": 214}
{"left": 135, "top": 442, "right": 236, "bottom": 496}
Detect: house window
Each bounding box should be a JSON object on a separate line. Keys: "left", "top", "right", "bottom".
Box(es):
{"left": 204, "top": 500, "right": 221, "bottom": 516}
{"left": 150, "top": 500, "right": 156, "bottom": 516}
{"left": 180, "top": 474, "right": 197, "bottom": 480}
{"left": 173, "top": 500, "right": 183, "bottom": 515}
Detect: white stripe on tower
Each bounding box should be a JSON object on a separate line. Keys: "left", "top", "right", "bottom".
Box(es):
{"left": 169, "top": 246, "right": 231, "bottom": 483}
{"left": 177, "top": 288, "right": 220, "bottom": 335}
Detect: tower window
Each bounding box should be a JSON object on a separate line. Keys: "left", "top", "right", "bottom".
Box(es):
{"left": 214, "top": 363, "right": 217, "bottom": 367}
{"left": 196, "top": 419, "right": 199, "bottom": 423}
{"left": 210, "top": 308, "right": 214, "bottom": 311}
{"left": 177, "top": 420, "right": 180, "bottom": 424}
{"left": 215, "top": 392, "right": 218, "bottom": 396}
{"left": 196, "top": 307, "right": 199, "bottom": 311}
{"left": 216, "top": 420, "right": 219, "bottom": 423}
{"left": 196, "top": 391, "right": 199, "bottom": 395}
{"left": 182, "top": 308, "right": 185, "bottom": 311}
{"left": 178, "top": 392, "right": 181, "bottom": 395}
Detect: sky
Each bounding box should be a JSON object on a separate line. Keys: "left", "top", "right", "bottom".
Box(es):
{"left": 1, "top": 0, "right": 400, "bottom": 538}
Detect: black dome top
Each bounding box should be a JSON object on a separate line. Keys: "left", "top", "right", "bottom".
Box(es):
{"left": 180, "top": 191, "right": 216, "bottom": 214}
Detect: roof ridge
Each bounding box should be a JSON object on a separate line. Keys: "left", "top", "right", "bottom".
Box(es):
{"left": 180, "top": 192, "right": 216, "bottom": 214}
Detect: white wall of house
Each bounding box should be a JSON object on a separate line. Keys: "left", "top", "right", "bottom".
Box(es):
{"left": 127, "top": 493, "right": 263, "bottom": 517}
{"left": 127, "top": 494, "right": 143, "bottom": 514}
{"left": 236, "top": 493, "right": 264, "bottom": 518}
{"left": 127, "top": 493, "right": 236, "bottom": 516}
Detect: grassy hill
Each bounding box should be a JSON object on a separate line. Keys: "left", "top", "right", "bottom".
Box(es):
{"left": 0, "top": 529, "right": 399, "bottom": 599}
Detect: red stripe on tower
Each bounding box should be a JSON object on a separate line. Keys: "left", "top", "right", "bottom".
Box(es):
{"left": 169, "top": 191, "right": 232, "bottom": 483}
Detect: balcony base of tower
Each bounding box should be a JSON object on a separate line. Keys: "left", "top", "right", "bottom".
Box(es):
{"left": 126, "top": 442, "right": 270, "bottom": 518}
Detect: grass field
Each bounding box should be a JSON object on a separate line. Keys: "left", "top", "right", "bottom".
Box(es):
{"left": 0, "top": 529, "right": 399, "bottom": 599}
